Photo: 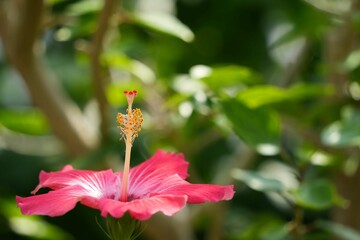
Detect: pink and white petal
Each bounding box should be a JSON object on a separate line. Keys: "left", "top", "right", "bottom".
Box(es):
{"left": 16, "top": 186, "right": 85, "bottom": 217}
{"left": 157, "top": 177, "right": 235, "bottom": 203}
{"left": 31, "top": 168, "right": 119, "bottom": 200}
{"left": 131, "top": 174, "right": 185, "bottom": 196}
{"left": 37, "top": 165, "right": 73, "bottom": 184}
{"left": 61, "top": 165, "right": 74, "bottom": 171}
{"left": 99, "top": 195, "right": 188, "bottom": 220}
{"left": 31, "top": 165, "right": 73, "bottom": 193}
{"left": 128, "top": 150, "right": 189, "bottom": 198}
{"left": 80, "top": 195, "right": 104, "bottom": 209}
{"left": 32, "top": 167, "right": 93, "bottom": 193}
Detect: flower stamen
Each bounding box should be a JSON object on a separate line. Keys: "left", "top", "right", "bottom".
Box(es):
{"left": 117, "top": 90, "right": 143, "bottom": 202}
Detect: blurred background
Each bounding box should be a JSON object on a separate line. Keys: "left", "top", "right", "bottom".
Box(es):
{"left": 1, "top": 0, "right": 360, "bottom": 239}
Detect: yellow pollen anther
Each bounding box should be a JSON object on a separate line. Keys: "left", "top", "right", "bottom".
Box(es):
{"left": 116, "top": 90, "right": 143, "bottom": 143}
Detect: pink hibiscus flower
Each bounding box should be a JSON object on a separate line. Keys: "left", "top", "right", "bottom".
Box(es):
{"left": 17, "top": 90, "right": 234, "bottom": 222}
{"left": 16, "top": 150, "right": 234, "bottom": 220}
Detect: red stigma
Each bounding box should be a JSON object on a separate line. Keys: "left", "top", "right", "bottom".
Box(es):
{"left": 124, "top": 90, "right": 138, "bottom": 96}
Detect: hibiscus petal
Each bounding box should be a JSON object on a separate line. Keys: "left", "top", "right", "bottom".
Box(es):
{"left": 167, "top": 184, "right": 234, "bottom": 203}
{"left": 127, "top": 150, "right": 189, "bottom": 198}
{"left": 31, "top": 167, "right": 119, "bottom": 200}
{"left": 31, "top": 165, "right": 73, "bottom": 194}
{"left": 156, "top": 175, "right": 235, "bottom": 203}
{"left": 80, "top": 196, "right": 103, "bottom": 209}
{"left": 16, "top": 186, "right": 84, "bottom": 217}
{"left": 99, "top": 195, "right": 188, "bottom": 220}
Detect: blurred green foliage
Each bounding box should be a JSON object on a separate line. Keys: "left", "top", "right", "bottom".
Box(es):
{"left": 1, "top": 0, "right": 360, "bottom": 239}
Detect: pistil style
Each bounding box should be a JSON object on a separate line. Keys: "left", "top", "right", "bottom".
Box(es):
{"left": 117, "top": 90, "right": 143, "bottom": 202}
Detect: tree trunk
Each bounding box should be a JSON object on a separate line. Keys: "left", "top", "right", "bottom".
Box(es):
{"left": 325, "top": 0, "right": 360, "bottom": 231}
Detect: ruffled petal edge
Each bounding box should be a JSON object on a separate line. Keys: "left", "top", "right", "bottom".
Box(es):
{"left": 99, "top": 194, "right": 188, "bottom": 220}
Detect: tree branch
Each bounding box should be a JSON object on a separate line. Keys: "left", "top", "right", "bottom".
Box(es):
{"left": 325, "top": 0, "right": 360, "bottom": 230}
{"left": 0, "top": 0, "right": 99, "bottom": 156}
{"left": 90, "top": 0, "right": 118, "bottom": 142}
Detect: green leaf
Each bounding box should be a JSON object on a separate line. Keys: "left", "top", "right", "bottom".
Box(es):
{"left": 1, "top": 199, "right": 74, "bottom": 240}
{"left": 303, "top": 0, "right": 350, "bottom": 14}
{"left": 236, "top": 214, "right": 290, "bottom": 240}
{"left": 46, "top": 0, "right": 68, "bottom": 5}
{"left": 130, "top": 12, "right": 194, "bottom": 42}
{"left": 322, "top": 106, "right": 360, "bottom": 147}
{"left": 237, "top": 86, "right": 288, "bottom": 108}
{"left": 341, "top": 49, "right": 360, "bottom": 72}
{"left": 200, "top": 65, "right": 262, "bottom": 92}
{"left": 231, "top": 169, "right": 284, "bottom": 192}
{"left": 66, "top": 0, "right": 103, "bottom": 16}
{"left": 287, "top": 83, "right": 334, "bottom": 99}
{"left": 237, "top": 83, "right": 334, "bottom": 108}
{"left": 317, "top": 221, "right": 360, "bottom": 240}
{"left": 293, "top": 179, "right": 346, "bottom": 210}
{"left": 221, "top": 99, "right": 280, "bottom": 155}
{"left": 102, "top": 52, "right": 155, "bottom": 84}
{"left": 0, "top": 109, "right": 49, "bottom": 135}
